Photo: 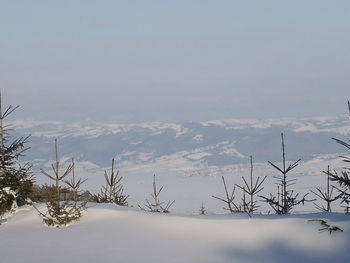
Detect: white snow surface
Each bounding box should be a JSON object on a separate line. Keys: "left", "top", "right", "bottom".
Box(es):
{"left": 1, "top": 204, "right": 349, "bottom": 263}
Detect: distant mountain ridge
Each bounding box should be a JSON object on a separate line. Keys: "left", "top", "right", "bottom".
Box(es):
{"left": 10, "top": 115, "right": 350, "bottom": 168}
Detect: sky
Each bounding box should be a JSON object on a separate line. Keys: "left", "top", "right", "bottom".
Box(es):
{"left": 1, "top": 0, "right": 349, "bottom": 123}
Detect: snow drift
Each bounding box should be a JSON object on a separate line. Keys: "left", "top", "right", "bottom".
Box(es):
{"left": 0, "top": 204, "right": 349, "bottom": 263}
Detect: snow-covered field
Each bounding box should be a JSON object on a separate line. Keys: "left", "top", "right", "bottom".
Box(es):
{"left": 1, "top": 204, "right": 349, "bottom": 263}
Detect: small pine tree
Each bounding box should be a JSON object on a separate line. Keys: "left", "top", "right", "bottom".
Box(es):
{"left": 0, "top": 91, "right": 34, "bottom": 218}
{"left": 92, "top": 158, "right": 129, "bottom": 206}
{"left": 35, "top": 139, "right": 86, "bottom": 227}
{"left": 259, "top": 133, "right": 313, "bottom": 214}
{"left": 64, "top": 158, "right": 88, "bottom": 202}
{"left": 235, "top": 155, "right": 266, "bottom": 214}
{"left": 199, "top": 203, "right": 206, "bottom": 215}
{"left": 138, "top": 174, "right": 175, "bottom": 213}
{"left": 311, "top": 166, "right": 342, "bottom": 212}
{"left": 328, "top": 100, "right": 350, "bottom": 212}
{"left": 212, "top": 176, "right": 242, "bottom": 213}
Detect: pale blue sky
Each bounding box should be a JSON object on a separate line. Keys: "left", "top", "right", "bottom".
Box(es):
{"left": 1, "top": 1, "right": 349, "bottom": 122}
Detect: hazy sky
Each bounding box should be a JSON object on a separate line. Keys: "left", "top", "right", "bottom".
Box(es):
{"left": 1, "top": 1, "right": 349, "bottom": 122}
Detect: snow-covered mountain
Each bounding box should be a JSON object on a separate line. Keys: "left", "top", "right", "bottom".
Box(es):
{"left": 11, "top": 115, "right": 350, "bottom": 167}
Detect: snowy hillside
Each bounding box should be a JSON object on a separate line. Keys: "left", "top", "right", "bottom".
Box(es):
{"left": 1, "top": 204, "right": 349, "bottom": 263}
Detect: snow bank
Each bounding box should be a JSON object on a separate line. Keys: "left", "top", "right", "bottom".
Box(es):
{"left": 0, "top": 204, "right": 349, "bottom": 263}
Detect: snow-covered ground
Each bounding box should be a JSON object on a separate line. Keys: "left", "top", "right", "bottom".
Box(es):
{"left": 1, "top": 204, "right": 349, "bottom": 263}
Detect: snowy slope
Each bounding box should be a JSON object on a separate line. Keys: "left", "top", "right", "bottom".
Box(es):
{"left": 1, "top": 204, "right": 349, "bottom": 263}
